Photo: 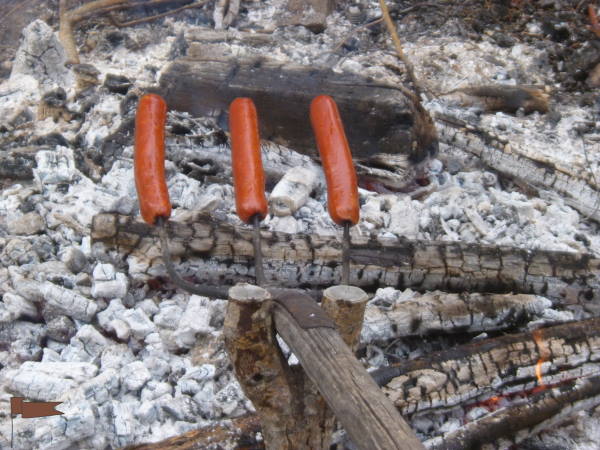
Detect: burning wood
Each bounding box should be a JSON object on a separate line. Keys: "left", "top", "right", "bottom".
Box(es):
{"left": 91, "top": 212, "right": 600, "bottom": 303}
{"left": 425, "top": 375, "right": 600, "bottom": 449}
{"left": 371, "top": 317, "right": 600, "bottom": 417}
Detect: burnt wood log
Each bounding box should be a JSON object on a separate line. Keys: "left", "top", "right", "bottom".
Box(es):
{"left": 436, "top": 114, "right": 600, "bottom": 223}
{"left": 371, "top": 317, "right": 600, "bottom": 417}
{"left": 121, "top": 318, "right": 600, "bottom": 449}
{"left": 362, "top": 291, "right": 552, "bottom": 339}
{"left": 157, "top": 56, "right": 438, "bottom": 171}
{"left": 91, "top": 212, "right": 600, "bottom": 304}
{"left": 425, "top": 374, "right": 600, "bottom": 450}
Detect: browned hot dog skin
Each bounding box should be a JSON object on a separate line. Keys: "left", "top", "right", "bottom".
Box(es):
{"left": 310, "top": 95, "right": 359, "bottom": 226}
{"left": 229, "top": 97, "right": 268, "bottom": 224}
{"left": 134, "top": 93, "right": 172, "bottom": 225}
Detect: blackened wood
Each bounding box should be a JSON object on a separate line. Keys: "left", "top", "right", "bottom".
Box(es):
{"left": 425, "top": 375, "right": 600, "bottom": 450}
{"left": 272, "top": 299, "right": 426, "bottom": 450}
{"left": 371, "top": 317, "right": 600, "bottom": 416}
{"left": 436, "top": 114, "right": 600, "bottom": 223}
{"left": 91, "top": 212, "right": 600, "bottom": 303}
{"left": 158, "top": 56, "right": 438, "bottom": 164}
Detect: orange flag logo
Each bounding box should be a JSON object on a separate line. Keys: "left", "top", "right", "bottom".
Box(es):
{"left": 10, "top": 397, "right": 63, "bottom": 418}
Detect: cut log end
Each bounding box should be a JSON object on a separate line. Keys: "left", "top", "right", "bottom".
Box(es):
{"left": 228, "top": 283, "right": 271, "bottom": 304}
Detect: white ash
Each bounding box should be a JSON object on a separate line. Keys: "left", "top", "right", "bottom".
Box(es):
{"left": 0, "top": 3, "right": 598, "bottom": 449}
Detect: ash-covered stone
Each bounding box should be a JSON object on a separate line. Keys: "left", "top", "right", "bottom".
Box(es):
{"left": 46, "top": 315, "right": 77, "bottom": 343}
{"left": 93, "top": 263, "right": 116, "bottom": 281}
{"left": 110, "top": 318, "right": 131, "bottom": 340}
{"left": 97, "top": 298, "right": 126, "bottom": 332}
{"left": 34, "top": 147, "right": 78, "bottom": 186}
{"left": 154, "top": 301, "right": 184, "bottom": 329}
{"left": 122, "top": 307, "right": 156, "bottom": 340}
{"left": 161, "top": 395, "right": 200, "bottom": 422}
{"left": 100, "top": 343, "right": 136, "bottom": 370}
{"left": 141, "top": 380, "right": 173, "bottom": 402}
{"left": 62, "top": 247, "right": 88, "bottom": 274}
{"left": 173, "top": 296, "right": 213, "bottom": 349}
{"left": 91, "top": 272, "right": 128, "bottom": 299}
{"left": 1, "top": 239, "right": 39, "bottom": 266}
{"left": 0, "top": 320, "right": 45, "bottom": 363}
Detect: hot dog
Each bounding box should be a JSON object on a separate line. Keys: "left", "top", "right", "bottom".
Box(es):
{"left": 229, "top": 97, "right": 268, "bottom": 224}
{"left": 310, "top": 95, "right": 359, "bottom": 226}
{"left": 134, "top": 93, "right": 171, "bottom": 225}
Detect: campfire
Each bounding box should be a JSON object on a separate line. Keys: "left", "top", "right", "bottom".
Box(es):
{"left": 1, "top": 0, "right": 599, "bottom": 449}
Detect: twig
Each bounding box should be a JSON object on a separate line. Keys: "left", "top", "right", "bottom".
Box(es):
{"left": 588, "top": 4, "right": 600, "bottom": 37}
{"left": 59, "top": 0, "right": 209, "bottom": 64}
{"left": 330, "top": 17, "right": 384, "bottom": 54}
{"left": 109, "top": 0, "right": 211, "bottom": 27}
{"left": 378, "top": 0, "right": 426, "bottom": 99}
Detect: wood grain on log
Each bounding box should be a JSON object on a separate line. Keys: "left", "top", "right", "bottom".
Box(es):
{"left": 371, "top": 317, "right": 600, "bottom": 416}
{"left": 272, "top": 291, "right": 426, "bottom": 450}
{"left": 436, "top": 114, "right": 600, "bottom": 222}
{"left": 425, "top": 375, "right": 600, "bottom": 450}
{"left": 91, "top": 212, "right": 600, "bottom": 303}
{"left": 158, "top": 56, "right": 438, "bottom": 165}
{"left": 224, "top": 284, "right": 422, "bottom": 449}
{"left": 224, "top": 284, "right": 327, "bottom": 449}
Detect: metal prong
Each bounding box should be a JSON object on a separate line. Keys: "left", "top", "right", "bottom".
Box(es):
{"left": 252, "top": 214, "right": 265, "bottom": 286}
{"left": 157, "top": 218, "right": 227, "bottom": 298}
{"left": 342, "top": 222, "right": 350, "bottom": 285}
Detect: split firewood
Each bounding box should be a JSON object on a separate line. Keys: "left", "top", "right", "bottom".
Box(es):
{"left": 424, "top": 374, "right": 600, "bottom": 449}
{"left": 440, "top": 85, "right": 550, "bottom": 114}
{"left": 91, "top": 212, "right": 600, "bottom": 304}
{"left": 371, "top": 317, "right": 600, "bottom": 416}
{"left": 435, "top": 114, "right": 600, "bottom": 222}
{"left": 157, "top": 56, "right": 439, "bottom": 179}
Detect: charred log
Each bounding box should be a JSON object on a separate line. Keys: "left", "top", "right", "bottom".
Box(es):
{"left": 371, "top": 317, "right": 600, "bottom": 416}
{"left": 91, "top": 212, "right": 600, "bottom": 304}
{"left": 436, "top": 114, "right": 600, "bottom": 223}
{"left": 157, "top": 56, "right": 438, "bottom": 173}
{"left": 425, "top": 375, "right": 600, "bottom": 450}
